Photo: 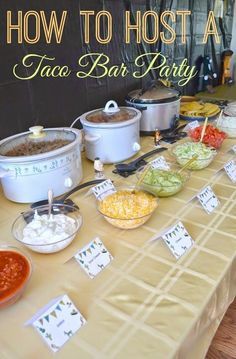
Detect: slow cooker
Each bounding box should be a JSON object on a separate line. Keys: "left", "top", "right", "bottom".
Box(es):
{"left": 126, "top": 80, "right": 181, "bottom": 134}
{"left": 78, "top": 100, "right": 141, "bottom": 164}
{"left": 0, "top": 126, "right": 83, "bottom": 203}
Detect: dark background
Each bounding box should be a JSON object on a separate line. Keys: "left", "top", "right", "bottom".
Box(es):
{"left": 0, "top": 0, "right": 235, "bottom": 138}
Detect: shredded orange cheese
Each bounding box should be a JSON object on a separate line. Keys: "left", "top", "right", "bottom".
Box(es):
{"left": 98, "top": 190, "right": 157, "bottom": 220}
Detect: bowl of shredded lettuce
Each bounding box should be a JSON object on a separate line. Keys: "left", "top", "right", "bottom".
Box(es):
{"left": 171, "top": 141, "right": 217, "bottom": 170}
{"left": 137, "top": 165, "right": 190, "bottom": 197}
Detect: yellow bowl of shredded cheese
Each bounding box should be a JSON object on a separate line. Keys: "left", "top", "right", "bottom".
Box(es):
{"left": 97, "top": 188, "right": 158, "bottom": 229}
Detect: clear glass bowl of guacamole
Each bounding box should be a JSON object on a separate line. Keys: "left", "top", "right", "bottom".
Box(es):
{"left": 136, "top": 165, "right": 190, "bottom": 197}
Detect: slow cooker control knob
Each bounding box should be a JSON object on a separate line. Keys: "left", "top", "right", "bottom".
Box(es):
{"left": 133, "top": 142, "right": 141, "bottom": 151}
{"left": 64, "top": 177, "right": 73, "bottom": 188}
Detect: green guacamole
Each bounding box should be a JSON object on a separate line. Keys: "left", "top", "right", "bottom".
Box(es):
{"left": 140, "top": 169, "right": 185, "bottom": 197}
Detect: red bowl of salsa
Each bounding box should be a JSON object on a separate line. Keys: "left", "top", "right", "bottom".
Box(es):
{"left": 0, "top": 246, "right": 32, "bottom": 308}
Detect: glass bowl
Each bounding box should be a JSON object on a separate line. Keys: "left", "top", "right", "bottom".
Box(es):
{"left": 0, "top": 245, "right": 32, "bottom": 309}
{"left": 97, "top": 187, "right": 158, "bottom": 229}
{"left": 217, "top": 124, "right": 236, "bottom": 138}
{"left": 136, "top": 165, "right": 190, "bottom": 197}
{"left": 188, "top": 124, "right": 227, "bottom": 149}
{"left": 170, "top": 141, "right": 217, "bottom": 170}
{"left": 12, "top": 204, "right": 82, "bottom": 254}
{"left": 215, "top": 107, "right": 236, "bottom": 138}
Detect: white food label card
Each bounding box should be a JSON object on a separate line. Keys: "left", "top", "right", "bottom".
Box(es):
{"left": 224, "top": 160, "right": 236, "bottom": 183}
{"left": 74, "top": 237, "right": 113, "bottom": 279}
{"left": 91, "top": 179, "right": 116, "bottom": 201}
{"left": 25, "top": 294, "right": 86, "bottom": 352}
{"left": 162, "top": 221, "right": 194, "bottom": 259}
{"left": 227, "top": 145, "right": 236, "bottom": 154}
{"left": 150, "top": 156, "right": 170, "bottom": 170}
{"left": 197, "top": 186, "right": 220, "bottom": 214}
{"left": 184, "top": 120, "right": 200, "bottom": 132}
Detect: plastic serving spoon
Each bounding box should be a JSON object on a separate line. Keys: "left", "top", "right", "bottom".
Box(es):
{"left": 30, "top": 179, "right": 105, "bottom": 209}
{"left": 160, "top": 124, "right": 188, "bottom": 143}
{"left": 22, "top": 180, "right": 105, "bottom": 224}
{"left": 114, "top": 147, "right": 168, "bottom": 174}
{"left": 47, "top": 189, "right": 54, "bottom": 219}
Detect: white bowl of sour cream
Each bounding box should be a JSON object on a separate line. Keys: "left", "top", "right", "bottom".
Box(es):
{"left": 12, "top": 204, "right": 82, "bottom": 253}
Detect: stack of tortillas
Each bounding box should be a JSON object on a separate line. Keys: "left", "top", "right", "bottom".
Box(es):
{"left": 180, "top": 101, "right": 220, "bottom": 119}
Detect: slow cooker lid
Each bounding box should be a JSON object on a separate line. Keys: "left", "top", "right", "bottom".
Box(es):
{"left": 127, "top": 80, "right": 180, "bottom": 104}
{"left": 86, "top": 100, "right": 137, "bottom": 124}
{"left": 0, "top": 126, "right": 76, "bottom": 157}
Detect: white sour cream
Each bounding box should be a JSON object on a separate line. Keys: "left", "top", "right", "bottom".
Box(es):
{"left": 22, "top": 211, "right": 80, "bottom": 253}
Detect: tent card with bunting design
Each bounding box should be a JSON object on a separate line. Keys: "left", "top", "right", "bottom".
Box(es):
{"left": 25, "top": 294, "right": 86, "bottom": 352}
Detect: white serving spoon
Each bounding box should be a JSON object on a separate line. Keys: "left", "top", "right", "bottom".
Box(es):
{"left": 48, "top": 189, "right": 54, "bottom": 219}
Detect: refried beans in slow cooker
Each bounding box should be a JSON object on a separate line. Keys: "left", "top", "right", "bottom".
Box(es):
{"left": 5, "top": 139, "right": 71, "bottom": 157}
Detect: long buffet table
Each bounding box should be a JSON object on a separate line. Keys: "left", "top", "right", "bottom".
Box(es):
{"left": 0, "top": 136, "right": 236, "bottom": 359}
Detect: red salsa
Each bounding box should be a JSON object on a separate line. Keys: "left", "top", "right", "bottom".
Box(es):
{"left": 0, "top": 250, "right": 31, "bottom": 304}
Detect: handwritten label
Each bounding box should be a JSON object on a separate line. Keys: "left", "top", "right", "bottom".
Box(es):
{"left": 74, "top": 238, "right": 113, "bottom": 279}
{"left": 184, "top": 120, "right": 200, "bottom": 132}
{"left": 224, "top": 160, "right": 236, "bottom": 183}
{"left": 92, "top": 179, "right": 116, "bottom": 200}
{"left": 150, "top": 156, "right": 170, "bottom": 170}
{"left": 25, "top": 294, "right": 86, "bottom": 353}
{"left": 162, "top": 221, "right": 194, "bottom": 259}
{"left": 197, "top": 186, "right": 220, "bottom": 214}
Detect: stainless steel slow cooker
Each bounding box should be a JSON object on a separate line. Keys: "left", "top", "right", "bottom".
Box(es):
{"left": 0, "top": 126, "right": 83, "bottom": 203}
{"left": 126, "top": 80, "right": 181, "bottom": 134}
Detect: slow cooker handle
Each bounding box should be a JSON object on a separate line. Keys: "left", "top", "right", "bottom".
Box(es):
{"left": 103, "top": 100, "right": 120, "bottom": 113}
{"left": 29, "top": 126, "right": 46, "bottom": 139}
{"left": 84, "top": 134, "right": 101, "bottom": 143}
{"left": 0, "top": 168, "right": 15, "bottom": 178}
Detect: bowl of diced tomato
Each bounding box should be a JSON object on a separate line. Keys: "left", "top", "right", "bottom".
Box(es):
{"left": 189, "top": 124, "right": 227, "bottom": 149}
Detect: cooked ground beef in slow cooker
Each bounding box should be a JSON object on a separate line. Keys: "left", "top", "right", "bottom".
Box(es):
{"left": 86, "top": 112, "right": 131, "bottom": 123}
{"left": 5, "top": 139, "right": 71, "bottom": 156}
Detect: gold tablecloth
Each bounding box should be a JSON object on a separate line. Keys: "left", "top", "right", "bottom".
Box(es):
{"left": 0, "top": 137, "right": 236, "bottom": 359}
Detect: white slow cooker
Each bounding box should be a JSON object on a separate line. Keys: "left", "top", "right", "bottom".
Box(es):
{"left": 78, "top": 100, "right": 141, "bottom": 164}
{"left": 0, "top": 126, "right": 83, "bottom": 203}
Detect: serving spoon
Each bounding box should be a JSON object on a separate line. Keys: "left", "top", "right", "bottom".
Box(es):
{"left": 22, "top": 180, "right": 105, "bottom": 224}
{"left": 30, "top": 179, "right": 105, "bottom": 209}
{"left": 160, "top": 124, "right": 187, "bottom": 143}
{"left": 113, "top": 147, "right": 167, "bottom": 176}
{"left": 47, "top": 189, "right": 54, "bottom": 219}
{"left": 136, "top": 155, "right": 198, "bottom": 190}
{"left": 199, "top": 117, "right": 208, "bottom": 143}
{"left": 177, "top": 155, "right": 198, "bottom": 174}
